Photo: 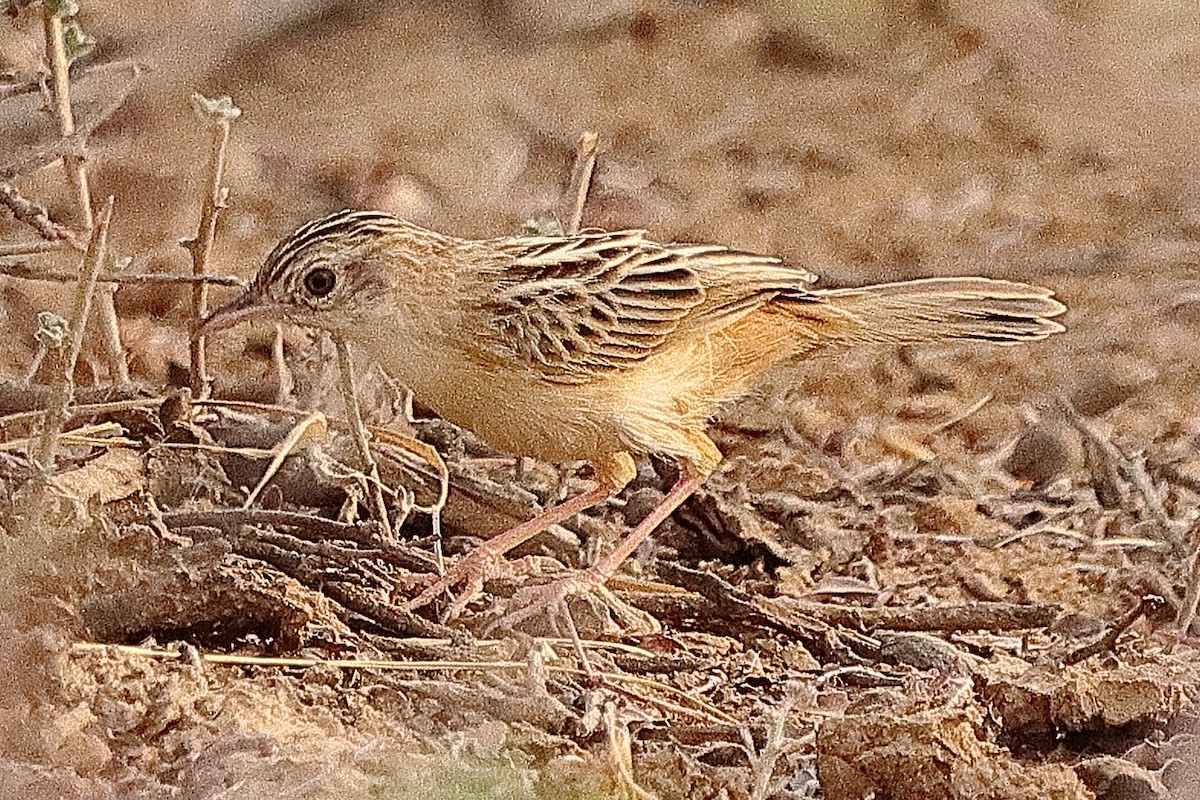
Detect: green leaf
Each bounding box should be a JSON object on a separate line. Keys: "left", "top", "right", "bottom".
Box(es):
{"left": 62, "top": 21, "right": 95, "bottom": 62}
{"left": 44, "top": 0, "right": 79, "bottom": 18}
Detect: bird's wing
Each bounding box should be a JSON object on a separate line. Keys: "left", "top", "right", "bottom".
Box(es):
{"left": 465, "top": 229, "right": 819, "bottom": 384}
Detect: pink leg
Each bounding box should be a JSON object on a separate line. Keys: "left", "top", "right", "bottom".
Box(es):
{"left": 497, "top": 467, "right": 709, "bottom": 629}
{"left": 589, "top": 470, "right": 707, "bottom": 584}
{"left": 404, "top": 454, "right": 634, "bottom": 616}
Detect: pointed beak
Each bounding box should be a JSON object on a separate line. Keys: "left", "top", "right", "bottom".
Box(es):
{"left": 198, "top": 290, "right": 275, "bottom": 338}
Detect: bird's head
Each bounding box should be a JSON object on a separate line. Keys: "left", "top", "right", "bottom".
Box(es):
{"left": 202, "top": 210, "right": 449, "bottom": 337}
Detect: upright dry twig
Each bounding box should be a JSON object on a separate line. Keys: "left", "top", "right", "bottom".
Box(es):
{"left": 185, "top": 93, "right": 240, "bottom": 399}
{"left": 32, "top": 195, "right": 113, "bottom": 470}
{"left": 1175, "top": 518, "right": 1200, "bottom": 633}
{"left": 561, "top": 131, "right": 599, "bottom": 235}
{"left": 334, "top": 336, "right": 392, "bottom": 534}
{"left": 748, "top": 698, "right": 794, "bottom": 800}
{"left": 41, "top": 5, "right": 91, "bottom": 230}
{"left": 41, "top": 3, "right": 127, "bottom": 383}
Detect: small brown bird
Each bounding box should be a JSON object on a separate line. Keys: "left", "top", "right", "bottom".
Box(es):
{"left": 204, "top": 210, "right": 1065, "bottom": 619}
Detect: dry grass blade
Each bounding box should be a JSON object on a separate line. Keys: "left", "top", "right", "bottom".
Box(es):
{"left": 368, "top": 424, "right": 449, "bottom": 515}
{"left": 1, "top": 421, "right": 137, "bottom": 452}
{"left": 71, "top": 641, "right": 739, "bottom": 725}
{"left": 605, "top": 702, "right": 657, "bottom": 800}
{"left": 334, "top": 336, "right": 391, "bottom": 532}
{"left": 241, "top": 410, "right": 328, "bottom": 509}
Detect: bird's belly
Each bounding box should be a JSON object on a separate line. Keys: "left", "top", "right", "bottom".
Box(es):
{"left": 401, "top": 361, "right": 622, "bottom": 463}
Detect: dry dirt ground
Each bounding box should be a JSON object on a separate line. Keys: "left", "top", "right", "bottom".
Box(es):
{"left": 2, "top": 1, "right": 1200, "bottom": 798}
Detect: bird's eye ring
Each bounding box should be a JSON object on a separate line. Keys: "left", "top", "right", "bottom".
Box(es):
{"left": 303, "top": 267, "right": 337, "bottom": 298}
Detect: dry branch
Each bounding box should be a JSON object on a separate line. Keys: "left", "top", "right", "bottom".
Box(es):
{"left": 0, "top": 261, "right": 245, "bottom": 286}
{"left": 185, "top": 93, "right": 240, "bottom": 398}
{"left": 41, "top": 4, "right": 128, "bottom": 383}
{"left": 561, "top": 131, "right": 599, "bottom": 235}
{"left": 32, "top": 196, "right": 113, "bottom": 469}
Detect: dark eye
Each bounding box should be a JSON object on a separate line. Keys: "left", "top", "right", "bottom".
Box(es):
{"left": 303, "top": 267, "right": 337, "bottom": 298}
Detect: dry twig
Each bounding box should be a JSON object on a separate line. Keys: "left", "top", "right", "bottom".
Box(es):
{"left": 41, "top": 4, "right": 127, "bottom": 383}
{"left": 1065, "top": 595, "right": 1163, "bottom": 665}
{"left": 334, "top": 337, "right": 392, "bottom": 533}
{"left": 0, "top": 261, "right": 244, "bottom": 286}
{"left": 0, "top": 182, "right": 82, "bottom": 246}
{"left": 561, "top": 131, "right": 599, "bottom": 235}
{"left": 185, "top": 93, "right": 240, "bottom": 398}
{"left": 1174, "top": 518, "right": 1200, "bottom": 633}
{"left": 32, "top": 196, "right": 113, "bottom": 469}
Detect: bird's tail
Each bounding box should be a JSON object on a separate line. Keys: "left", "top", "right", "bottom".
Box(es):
{"left": 801, "top": 277, "right": 1066, "bottom": 347}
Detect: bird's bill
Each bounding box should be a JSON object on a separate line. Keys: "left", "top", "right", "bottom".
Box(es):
{"left": 199, "top": 291, "right": 276, "bottom": 336}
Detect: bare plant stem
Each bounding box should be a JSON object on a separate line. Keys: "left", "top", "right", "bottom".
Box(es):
{"left": 272, "top": 323, "right": 292, "bottom": 403}
{"left": 1175, "top": 518, "right": 1200, "bottom": 633}
{"left": 0, "top": 182, "right": 83, "bottom": 246}
{"left": 561, "top": 131, "right": 599, "bottom": 235}
{"left": 41, "top": 9, "right": 91, "bottom": 230}
{"left": 187, "top": 114, "right": 234, "bottom": 399}
{"left": 41, "top": 7, "right": 128, "bottom": 384}
{"left": 334, "top": 336, "right": 391, "bottom": 534}
{"left": 0, "top": 240, "right": 72, "bottom": 257}
{"left": 0, "top": 261, "right": 244, "bottom": 285}
{"left": 32, "top": 196, "right": 114, "bottom": 470}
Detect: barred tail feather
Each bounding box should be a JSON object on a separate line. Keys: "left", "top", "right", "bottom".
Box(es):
{"left": 807, "top": 277, "right": 1066, "bottom": 346}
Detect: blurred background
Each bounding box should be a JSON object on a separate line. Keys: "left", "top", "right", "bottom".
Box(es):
{"left": 2, "top": 0, "right": 1199, "bottom": 447}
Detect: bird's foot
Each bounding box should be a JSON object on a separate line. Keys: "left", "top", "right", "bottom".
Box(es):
{"left": 484, "top": 568, "right": 660, "bottom": 637}
{"left": 402, "top": 546, "right": 575, "bottom": 621}
{"left": 401, "top": 546, "right": 513, "bottom": 620}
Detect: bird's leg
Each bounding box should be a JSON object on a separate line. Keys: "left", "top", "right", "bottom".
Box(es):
{"left": 403, "top": 452, "right": 636, "bottom": 617}
{"left": 497, "top": 442, "right": 717, "bottom": 632}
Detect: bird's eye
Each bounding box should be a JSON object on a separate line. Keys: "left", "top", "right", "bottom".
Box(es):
{"left": 303, "top": 267, "right": 337, "bottom": 298}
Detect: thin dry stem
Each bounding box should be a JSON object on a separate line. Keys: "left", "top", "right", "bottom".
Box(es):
{"left": 748, "top": 698, "right": 793, "bottom": 800}
{"left": 32, "top": 195, "right": 113, "bottom": 470}
{"left": 604, "top": 702, "right": 657, "bottom": 800}
{"left": 0, "top": 182, "right": 83, "bottom": 246}
{"left": 1065, "top": 595, "right": 1162, "bottom": 665}
{"left": 0, "top": 240, "right": 72, "bottom": 257}
{"left": 562, "top": 131, "right": 599, "bottom": 235}
{"left": 241, "top": 411, "right": 328, "bottom": 509}
{"left": 41, "top": 8, "right": 92, "bottom": 230}
{"left": 334, "top": 336, "right": 392, "bottom": 533}
{"left": 187, "top": 104, "right": 235, "bottom": 399}
{"left": 1175, "top": 518, "right": 1200, "bottom": 633}
{"left": 41, "top": 6, "right": 128, "bottom": 384}
{"left": 271, "top": 323, "right": 293, "bottom": 402}
{"left": 0, "top": 261, "right": 244, "bottom": 285}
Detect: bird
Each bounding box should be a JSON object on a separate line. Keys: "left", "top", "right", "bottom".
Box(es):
{"left": 203, "top": 209, "right": 1066, "bottom": 621}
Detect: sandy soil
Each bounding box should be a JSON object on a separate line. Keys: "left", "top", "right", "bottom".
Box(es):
{"left": 2, "top": 1, "right": 1199, "bottom": 798}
